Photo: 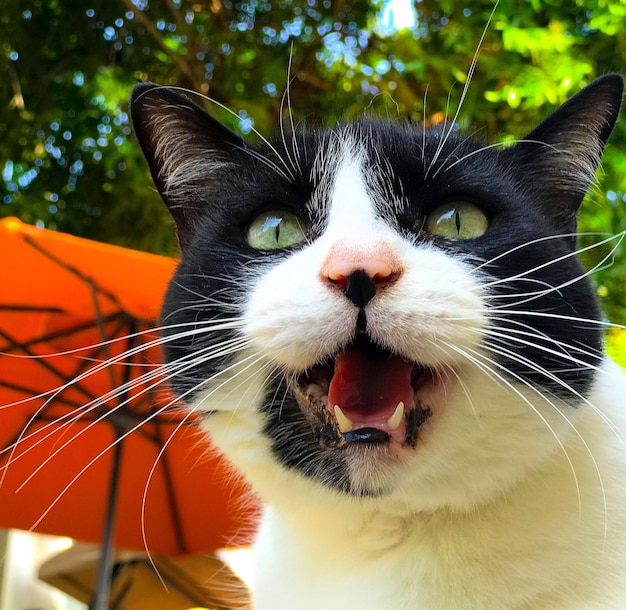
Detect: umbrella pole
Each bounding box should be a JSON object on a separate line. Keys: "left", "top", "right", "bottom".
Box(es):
{"left": 91, "top": 439, "right": 123, "bottom": 610}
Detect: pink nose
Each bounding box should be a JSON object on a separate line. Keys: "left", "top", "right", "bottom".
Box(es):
{"left": 327, "top": 258, "right": 395, "bottom": 284}
{"left": 321, "top": 244, "right": 401, "bottom": 307}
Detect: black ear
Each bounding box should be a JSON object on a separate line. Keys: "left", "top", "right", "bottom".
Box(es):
{"left": 130, "top": 83, "right": 247, "bottom": 245}
{"left": 507, "top": 74, "right": 623, "bottom": 231}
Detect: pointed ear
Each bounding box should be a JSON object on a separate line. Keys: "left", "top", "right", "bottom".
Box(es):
{"left": 130, "top": 83, "right": 247, "bottom": 245}
{"left": 507, "top": 74, "right": 623, "bottom": 230}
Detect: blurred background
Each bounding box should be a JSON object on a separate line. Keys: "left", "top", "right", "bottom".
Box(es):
{"left": 0, "top": 1, "right": 625, "bottom": 606}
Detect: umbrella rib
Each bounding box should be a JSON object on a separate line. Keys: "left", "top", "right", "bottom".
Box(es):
{"left": 0, "top": 304, "right": 65, "bottom": 313}
{"left": 155, "top": 424, "right": 189, "bottom": 554}
{"left": 3, "top": 318, "right": 235, "bottom": 461}
{"left": 23, "top": 235, "right": 122, "bottom": 307}
{"left": 0, "top": 311, "right": 124, "bottom": 352}
{"left": 89, "top": 280, "right": 125, "bottom": 406}
{"left": 0, "top": 327, "right": 107, "bottom": 406}
{"left": 0, "top": 379, "right": 84, "bottom": 410}
{"left": 61, "top": 316, "right": 140, "bottom": 409}
{"left": 0, "top": 314, "right": 149, "bottom": 415}
{"left": 6, "top": 320, "right": 175, "bottom": 462}
{"left": 0, "top": 316, "right": 160, "bottom": 479}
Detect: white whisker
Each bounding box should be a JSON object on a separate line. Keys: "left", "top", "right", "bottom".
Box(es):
{"left": 21, "top": 345, "right": 262, "bottom": 535}
{"left": 426, "top": 1, "right": 499, "bottom": 178}
{"left": 432, "top": 139, "right": 559, "bottom": 179}
{"left": 142, "top": 84, "right": 296, "bottom": 181}
{"left": 442, "top": 340, "right": 586, "bottom": 519}
{"left": 481, "top": 230, "right": 626, "bottom": 296}
{"left": 4, "top": 335, "right": 253, "bottom": 486}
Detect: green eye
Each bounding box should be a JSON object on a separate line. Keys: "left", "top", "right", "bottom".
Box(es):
{"left": 425, "top": 202, "right": 488, "bottom": 239}
{"left": 246, "top": 210, "right": 307, "bottom": 250}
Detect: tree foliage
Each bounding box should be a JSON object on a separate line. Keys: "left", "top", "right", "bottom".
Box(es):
{"left": 1, "top": 0, "right": 625, "bottom": 336}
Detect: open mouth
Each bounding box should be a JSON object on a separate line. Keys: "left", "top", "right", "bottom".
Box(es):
{"left": 290, "top": 336, "right": 446, "bottom": 449}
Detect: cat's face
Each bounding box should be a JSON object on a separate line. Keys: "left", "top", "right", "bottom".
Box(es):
{"left": 130, "top": 76, "right": 622, "bottom": 509}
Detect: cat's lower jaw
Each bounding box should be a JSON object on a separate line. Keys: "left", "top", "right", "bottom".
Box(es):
{"left": 247, "top": 360, "right": 626, "bottom": 609}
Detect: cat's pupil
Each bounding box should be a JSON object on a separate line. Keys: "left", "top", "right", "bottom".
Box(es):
{"left": 246, "top": 210, "right": 307, "bottom": 250}
{"left": 425, "top": 202, "right": 488, "bottom": 240}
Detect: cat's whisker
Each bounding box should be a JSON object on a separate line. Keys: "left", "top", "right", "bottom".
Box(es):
{"left": 472, "top": 234, "right": 578, "bottom": 272}
{"left": 3, "top": 347, "right": 249, "bottom": 496}
{"left": 421, "top": 84, "right": 429, "bottom": 165}
{"left": 481, "top": 339, "right": 613, "bottom": 522}
{"left": 174, "top": 273, "right": 242, "bottom": 285}
{"left": 138, "top": 349, "right": 270, "bottom": 570}
{"left": 261, "top": 369, "right": 290, "bottom": 423}
{"left": 425, "top": 124, "right": 489, "bottom": 179}
{"left": 26, "top": 392, "right": 184, "bottom": 535}
{"left": 277, "top": 97, "right": 295, "bottom": 179}
{"left": 22, "top": 347, "right": 263, "bottom": 536}
{"left": 491, "top": 308, "right": 624, "bottom": 331}
{"left": 484, "top": 322, "right": 603, "bottom": 365}
{"left": 136, "top": 84, "right": 296, "bottom": 182}
{"left": 473, "top": 343, "right": 609, "bottom": 540}
{"left": 72, "top": 319, "right": 247, "bottom": 372}
{"left": 443, "top": 341, "right": 589, "bottom": 521}
{"left": 162, "top": 279, "right": 245, "bottom": 311}
{"left": 449, "top": 368, "right": 481, "bottom": 421}
{"left": 138, "top": 404, "right": 202, "bottom": 585}
{"left": 432, "top": 139, "right": 560, "bottom": 180}
{"left": 163, "top": 299, "right": 241, "bottom": 317}
{"left": 285, "top": 44, "right": 303, "bottom": 175}
{"left": 425, "top": 85, "right": 455, "bottom": 179}
{"left": 479, "top": 231, "right": 625, "bottom": 293}
{"left": 481, "top": 332, "right": 626, "bottom": 448}
{"left": 213, "top": 359, "right": 277, "bottom": 423}
{"left": 426, "top": 1, "right": 499, "bottom": 178}
{"left": 481, "top": 337, "right": 591, "bottom": 402}
{"left": 483, "top": 276, "right": 561, "bottom": 300}
{"left": 6, "top": 316, "right": 245, "bottom": 368}
{"left": 236, "top": 145, "right": 292, "bottom": 182}
{"left": 483, "top": 276, "right": 569, "bottom": 300}
{"left": 472, "top": 230, "right": 622, "bottom": 274}
{"left": 0, "top": 329, "right": 202, "bottom": 483}
{"left": 0, "top": 319, "right": 228, "bottom": 412}
{"left": 1, "top": 333, "right": 252, "bottom": 479}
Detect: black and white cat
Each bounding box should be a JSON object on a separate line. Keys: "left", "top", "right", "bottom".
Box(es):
{"left": 130, "top": 74, "right": 626, "bottom": 608}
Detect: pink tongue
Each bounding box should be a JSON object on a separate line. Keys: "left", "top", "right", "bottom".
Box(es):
{"left": 327, "top": 345, "right": 414, "bottom": 422}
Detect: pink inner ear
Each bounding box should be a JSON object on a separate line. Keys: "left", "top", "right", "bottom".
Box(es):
{"left": 328, "top": 346, "right": 414, "bottom": 422}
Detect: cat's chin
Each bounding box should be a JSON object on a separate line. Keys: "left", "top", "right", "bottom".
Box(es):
{"left": 289, "top": 336, "right": 455, "bottom": 456}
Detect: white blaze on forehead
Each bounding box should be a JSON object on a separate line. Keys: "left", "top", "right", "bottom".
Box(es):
{"left": 326, "top": 149, "right": 377, "bottom": 228}
{"left": 319, "top": 146, "right": 405, "bottom": 281}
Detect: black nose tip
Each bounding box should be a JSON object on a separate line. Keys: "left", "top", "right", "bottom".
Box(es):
{"left": 343, "top": 270, "right": 376, "bottom": 308}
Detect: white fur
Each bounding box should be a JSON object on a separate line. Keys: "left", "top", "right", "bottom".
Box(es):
{"left": 194, "top": 147, "right": 626, "bottom": 608}
{"left": 252, "top": 363, "right": 626, "bottom": 609}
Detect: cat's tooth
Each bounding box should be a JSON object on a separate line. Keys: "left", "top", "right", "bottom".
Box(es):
{"left": 334, "top": 405, "right": 353, "bottom": 433}
{"left": 387, "top": 402, "right": 405, "bottom": 430}
{"left": 304, "top": 383, "right": 325, "bottom": 400}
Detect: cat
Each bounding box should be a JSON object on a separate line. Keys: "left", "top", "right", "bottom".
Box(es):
{"left": 130, "top": 73, "right": 626, "bottom": 609}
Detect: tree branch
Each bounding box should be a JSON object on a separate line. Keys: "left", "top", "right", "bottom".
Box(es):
{"left": 120, "top": 0, "right": 203, "bottom": 91}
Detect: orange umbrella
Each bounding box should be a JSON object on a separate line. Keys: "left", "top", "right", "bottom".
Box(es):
{"left": 0, "top": 218, "right": 258, "bottom": 609}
